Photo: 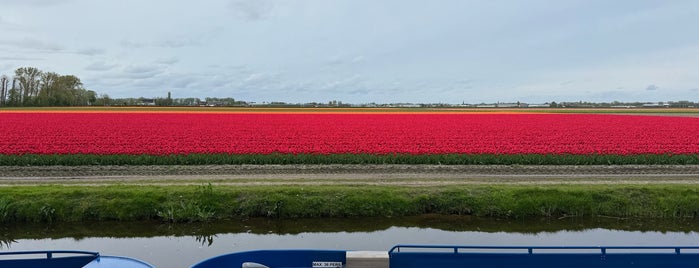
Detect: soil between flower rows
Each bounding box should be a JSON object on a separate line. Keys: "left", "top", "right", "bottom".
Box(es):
{"left": 1, "top": 165, "right": 698, "bottom": 186}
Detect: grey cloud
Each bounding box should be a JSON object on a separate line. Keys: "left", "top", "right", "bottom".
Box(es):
{"left": 105, "top": 64, "right": 165, "bottom": 79}
{"left": 121, "top": 38, "right": 200, "bottom": 49}
{"left": 76, "top": 47, "right": 105, "bottom": 56}
{"left": 0, "top": 38, "right": 64, "bottom": 52}
{"left": 120, "top": 40, "right": 145, "bottom": 49}
{"left": 155, "top": 57, "right": 179, "bottom": 65}
{"left": 349, "top": 89, "right": 370, "bottom": 95}
{"left": 227, "top": 0, "right": 275, "bottom": 21}
{"left": 124, "top": 65, "right": 160, "bottom": 74}
{"left": 326, "top": 55, "right": 366, "bottom": 66}
{"left": 646, "top": 84, "right": 658, "bottom": 91}
{"left": 0, "top": 55, "right": 42, "bottom": 61}
{"left": 455, "top": 79, "right": 475, "bottom": 86}
{"left": 169, "top": 76, "right": 196, "bottom": 89}
{"left": 319, "top": 75, "right": 364, "bottom": 93}
{"left": 159, "top": 72, "right": 237, "bottom": 91}
{"left": 238, "top": 72, "right": 284, "bottom": 89}
{"left": 131, "top": 77, "right": 169, "bottom": 88}
{"left": 156, "top": 38, "right": 201, "bottom": 48}
{"left": 690, "top": 88, "right": 698, "bottom": 92}
{"left": 0, "top": 16, "right": 23, "bottom": 31}
{"left": 2, "top": 0, "right": 73, "bottom": 7}
{"left": 85, "top": 61, "right": 118, "bottom": 71}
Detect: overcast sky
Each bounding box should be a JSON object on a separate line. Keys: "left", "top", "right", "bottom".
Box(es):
{"left": 1, "top": 0, "right": 698, "bottom": 104}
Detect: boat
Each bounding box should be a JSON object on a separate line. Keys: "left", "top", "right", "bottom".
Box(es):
{"left": 0, "top": 250, "right": 154, "bottom": 268}
{"left": 191, "top": 244, "right": 699, "bottom": 268}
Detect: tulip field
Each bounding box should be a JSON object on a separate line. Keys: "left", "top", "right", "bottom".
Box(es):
{"left": 0, "top": 110, "right": 698, "bottom": 165}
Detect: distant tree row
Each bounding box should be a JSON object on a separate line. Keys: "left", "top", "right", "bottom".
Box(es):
{"left": 0, "top": 67, "right": 98, "bottom": 107}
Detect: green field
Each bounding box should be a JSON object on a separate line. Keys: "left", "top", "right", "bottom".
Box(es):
{"left": 1, "top": 184, "right": 698, "bottom": 223}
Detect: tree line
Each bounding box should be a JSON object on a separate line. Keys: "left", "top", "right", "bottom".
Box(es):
{"left": 0, "top": 67, "right": 99, "bottom": 107}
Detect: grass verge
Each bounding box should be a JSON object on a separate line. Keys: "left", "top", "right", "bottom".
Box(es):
{"left": 1, "top": 184, "right": 698, "bottom": 223}
{"left": 1, "top": 153, "right": 698, "bottom": 165}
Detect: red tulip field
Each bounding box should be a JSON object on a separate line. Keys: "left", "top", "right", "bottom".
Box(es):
{"left": 1, "top": 110, "right": 698, "bottom": 165}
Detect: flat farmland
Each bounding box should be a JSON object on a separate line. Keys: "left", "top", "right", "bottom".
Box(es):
{"left": 1, "top": 108, "right": 699, "bottom": 222}
{"left": 1, "top": 107, "right": 698, "bottom": 184}
{"left": 1, "top": 110, "right": 698, "bottom": 156}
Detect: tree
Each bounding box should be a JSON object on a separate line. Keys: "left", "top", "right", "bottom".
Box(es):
{"left": 94, "top": 94, "right": 112, "bottom": 106}
{"left": 14, "top": 67, "right": 42, "bottom": 105}
{"left": 55, "top": 75, "right": 84, "bottom": 106}
{"left": 0, "top": 75, "right": 8, "bottom": 106}
{"left": 37, "top": 72, "right": 60, "bottom": 106}
{"left": 7, "top": 77, "right": 21, "bottom": 106}
{"left": 0, "top": 67, "right": 101, "bottom": 107}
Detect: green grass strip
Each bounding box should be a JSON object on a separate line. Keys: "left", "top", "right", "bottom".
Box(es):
{"left": 0, "top": 153, "right": 698, "bottom": 165}
{"left": 1, "top": 184, "right": 698, "bottom": 223}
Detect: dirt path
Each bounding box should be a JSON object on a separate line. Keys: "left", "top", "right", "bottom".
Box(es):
{"left": 1, "top": 165, "right": 698, "bottom": 186}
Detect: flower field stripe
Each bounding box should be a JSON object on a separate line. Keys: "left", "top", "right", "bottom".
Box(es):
{"left": 0, "top": 112, "right": 698, "bottom": 156}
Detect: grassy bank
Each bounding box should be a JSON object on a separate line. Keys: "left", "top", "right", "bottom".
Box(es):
{"left": 1, "top": 153, "right": 698, "bottom": 166}
{"left": 1, "top": 184, "right": 698, "bottom": 223}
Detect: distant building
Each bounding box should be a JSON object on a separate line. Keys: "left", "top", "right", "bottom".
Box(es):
{"left": 642, "top": 103, "right": 670, "bottom": 108}
{"left": 496, "top": 103, "right": 519, "bottom": 108}
{"left": 139, "top": 98, "right": 156, "bottom": 106}
{"left": 475, "top": 104, "right": 496, "bottom": 108}
{"left": 610, "top": 105, "right": 635, "bottom": 108}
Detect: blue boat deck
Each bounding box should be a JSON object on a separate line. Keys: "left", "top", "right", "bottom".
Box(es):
{"left": 191, "top": 245, "right": 699, "bottom": 268}
{"left": 5, "top": 245, "right": 699, "bottom": 267}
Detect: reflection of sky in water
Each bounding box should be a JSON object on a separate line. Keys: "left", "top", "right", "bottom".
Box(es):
{"left": 5, "top": 228, "right": 699, "bottom": 268}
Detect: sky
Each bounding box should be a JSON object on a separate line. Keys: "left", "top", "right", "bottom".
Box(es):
{"left": 1, "top": 0, "right": 698, "bottom": 104}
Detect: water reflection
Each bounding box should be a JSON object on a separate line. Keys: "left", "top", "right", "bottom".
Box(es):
{"left": 195, "top": 234, "right": 215, "bottom": 247}
{"left": 2, "top": 215, "right": 699, "bottom": 246}
{"left": 1, "top": 215, "right": 699, "bottom": 268}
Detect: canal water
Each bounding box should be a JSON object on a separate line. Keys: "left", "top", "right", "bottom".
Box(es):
{"left": 2, "top": 216, "right": 699, "bottom": 268}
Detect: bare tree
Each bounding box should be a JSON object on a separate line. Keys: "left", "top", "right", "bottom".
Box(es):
{"left": 0, "top": 75, "right": 8, "bottom": 106}
{"left": 14, "top": 67, "right": 42, "bottom": 105}
{"left": 8, "top": 77, "right": 21, "bottom": 106}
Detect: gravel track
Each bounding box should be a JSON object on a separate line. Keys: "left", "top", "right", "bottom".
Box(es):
{"left": 1, "top": 165, "right": 698, "bottom": 186}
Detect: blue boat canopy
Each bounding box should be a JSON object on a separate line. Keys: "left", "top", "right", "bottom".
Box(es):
{"left": 192, "top": 245, "right": 699, "bottom": 268}
{"left": 0, "top": 250, "right": 154, "bottom": 268}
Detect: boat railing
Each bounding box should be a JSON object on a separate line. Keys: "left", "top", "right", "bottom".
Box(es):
{"left": 389, "top": 245, "right": 699, "bottom": 268}
{"left": 389, "top": 245, "right": 699, "bottom": 254}
{"left": 0, "top": 250, "right": 99, "bottom": 259}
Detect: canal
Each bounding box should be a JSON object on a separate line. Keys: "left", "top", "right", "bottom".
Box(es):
{"left": 2, "top": 216, "right": 699, "bottom": 267}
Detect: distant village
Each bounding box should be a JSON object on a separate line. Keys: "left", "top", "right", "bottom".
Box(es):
{"left": 119, "top": 93, "right": 698, "bottom": 109}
